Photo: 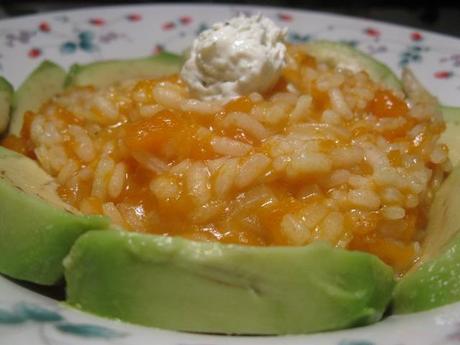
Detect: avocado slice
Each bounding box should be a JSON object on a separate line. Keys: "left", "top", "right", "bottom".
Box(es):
{"left": 440, "top": 106, "right": 460, "bottom": 166}
{"left": 9, "top": 61, "right": 66, "bottom": 136}
{"left": 64, "top": 52, "right": 183, "bottom": 88}
{"left": 0, "top": 146, "right": 109, "bottom": 285}
{"left": 64, "top": 230, "right": 395, "bottom": 335}
{"left": 0, "top": 76, "right": 13, "bottom": 136}
{"left": 304, "top": 41, "right": 402, "bottom": 92}
{"left": 393, "top": 166, "right": 460, "bottom": 313}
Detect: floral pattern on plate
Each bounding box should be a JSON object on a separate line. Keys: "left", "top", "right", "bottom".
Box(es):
{"left": 0, "top": 302, "right": 125, "bottom": 342}
{"left": 1, "top": 4, "right": 460, "bottom": 104}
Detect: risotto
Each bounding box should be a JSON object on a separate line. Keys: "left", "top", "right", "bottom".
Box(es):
{"left": 2, "top": 45, "right": 449, "bottom": 273}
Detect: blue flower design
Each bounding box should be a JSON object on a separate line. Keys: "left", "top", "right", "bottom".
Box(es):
{"left": 288, "top": 32, "right": 311, "bottom": 43}
{"left": 196, "top": 23, "right": 209, "bottom": 35}
{"left": 0, "top": 307, "right": 26, "bottom": 324}
{"left": 339, "top": 40, "right": 359, "bottom": 48}
{"left": 78, "top": 31, "right": 97, "bottom": 52}
{"left": 55, "top": 322, "right": 125, "bottom": 339}
{"left": 399, "top": 45, "right": 430, "bottom": 67}
{"left": 79, "top": 39, "right": 96, "bottom": 52}
{"left": 0, "top": 302, "right": 126, "bottom": 340}
{"left": 78, "top": 31, "right": 94, "bottom": 43}
{"left": 14, "top": 302, "right": 63, "bottom": 322}
{"left": 59, "top": 30, "right": 98, "bottom": 54}
{"left": 60, "top": 41, "right": 77, "bottom": 54}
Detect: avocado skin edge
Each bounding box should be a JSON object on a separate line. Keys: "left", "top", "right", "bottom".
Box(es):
{"left": 440, "top": 106, "right": 460, "bottom": 165}
{"left": 393, "top": 234, "right": 460, "bottom": 314}
{"left": 65, "top": 230, "right": 395, "bottom": 335}
{"left": 393, "top": 167, "right": 460, "bottom": 314}
{"left": 0, "top": 179, "right": 108, "bottom": 285}
{"left": 0, "top": 147, "right": 109, "bottom": 285}
{"left": 304, "top": 41, "right": 402, "bottom": 92}
{"left": 9, "top": 61, "right": 66, "bottom": 137}
{"left": 64, "top": 52, "right": 183, "bottom": 89}
{"left": 0, "top": 76, "right": 13, "bottom": 136}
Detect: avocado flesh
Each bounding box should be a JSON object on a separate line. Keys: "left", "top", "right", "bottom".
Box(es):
{"left": 65, "top": 230, "right": 395, "bottom": 335}
{"left": 393, "top": 166, "right": 460, "bottom": 313}
{"left": 440, "top": 106, "right": 460, "bottom": 166}
{"left": 0, "top": 146, "right": 109, "bottom": 285}
{"left": 9, "top": 61, "right": 66, "bottom": 136}
{"left": 0, "top": 76, "right": 13, "bottom": 136}
{"left": 64, "top": 52, "right": 183, "bottom": 88}
{"left": 304, "top": 41, "right": 402, "bottom": 92}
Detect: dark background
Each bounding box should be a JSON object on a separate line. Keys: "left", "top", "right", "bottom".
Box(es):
{"left": 0, "top": 1, "right": 459, "bottom": 37}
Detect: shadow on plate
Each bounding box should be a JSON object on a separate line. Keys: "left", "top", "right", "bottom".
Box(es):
{"left": 1, "top": 274, "right": 65, "bottom": 301}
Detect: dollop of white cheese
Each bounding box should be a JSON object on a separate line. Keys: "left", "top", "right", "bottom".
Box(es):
{"left": 180, "top": 14, "right": 287, "bottom": 102}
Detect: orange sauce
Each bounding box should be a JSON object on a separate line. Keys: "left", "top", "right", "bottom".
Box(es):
{"left": 1, "top": 48, "right": 444, "bottom": 273}
{"left": 367, "top": 90, "right": 409, "bottom": 118}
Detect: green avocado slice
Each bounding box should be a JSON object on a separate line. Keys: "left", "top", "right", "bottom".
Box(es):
{"left": 64, "top": 52, "right": 183, "bottom": 88}
{"left": 0, "top": 76, "right": 13, "bottom": 136}
{"left": 9, "top": 61, "right": 66, "bottom": 136}
{"left": 304, "top": 41, "right": 402, "bottom": 92}
{"left": 393, "top": 166, "right": 460, "bottom": 313}
{"left": 0, "top": 146, "right": 109, "bottom": 285}
{"left": 64, "top": 230, "right": 395, "bottom": 335}
{"left": 440, "top": 106, "right": 460, "bottom": 166}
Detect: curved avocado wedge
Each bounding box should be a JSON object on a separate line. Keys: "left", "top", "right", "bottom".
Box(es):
{"left": 65, "top": 230, "right": 395, "bottom": 335}
{"left": 0, "top": 146, "right": 109, "bottom": 285}
{"left": 393, "top": 166, "right": 460, "bottom": 313}
{"left": 0, "top": 76, "right": 13, "bottom": 136}
{"left": 9, "top": 61, "right": 66, "bottom": 136}
{"left": 64, "top": 52, "right": 183, "bottom": 88}
{"left": 440, "top": 106, "right": 460, "bottom": 166}
{"left": 304, "top": 41, "right": 402, "bottom": 92}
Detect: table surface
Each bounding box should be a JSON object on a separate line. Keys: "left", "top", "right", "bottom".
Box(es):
{"left": 0, "top": 1, "right": 459, "bottom": 38}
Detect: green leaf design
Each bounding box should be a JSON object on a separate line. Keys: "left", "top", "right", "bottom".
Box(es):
{"left": 0, "top": 308, "right": 26, "bottom": 324}
{"left": 55, "top": 323, "right": 125, "bottom": 339}
{"left": 14, "top": 302, "right": 63, "bottom": 322}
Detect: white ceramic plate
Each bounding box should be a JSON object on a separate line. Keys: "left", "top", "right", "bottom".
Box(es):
{"left": 1, "top": 4, "right": 460, "bottom": 345}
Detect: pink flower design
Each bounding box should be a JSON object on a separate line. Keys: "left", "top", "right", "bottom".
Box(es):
{"left": 126, "top": 14, "right": 142, "bottom": 22}
{"left": 38, "top": 21, "right": 51, "bottom": 33}
{"left": 180, "top": 16, "right": 192, "bottom": 25}
{"left": 364, "top": 27, "right": 380, "bottom": 38}
{"left": 411, "top": 32, "right": 423, "bottom": 41}
{"left": 434, "top": 70, "right": 453, "bottom": 79}
{"left": 162, "top": 22, "right": 176, "bottom": 31}
{"left": 28, "top": 48, "right": 41, "bottom": 58}
{"left": 277, "top": 13, "right": 293, "bottom": 22}
{"left": 89, "top": 18, "right": 106, "bottom": 26}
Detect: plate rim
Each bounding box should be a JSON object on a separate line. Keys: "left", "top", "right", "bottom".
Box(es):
{"left": 1, "top": 3, "right": 460, "bottom": 344}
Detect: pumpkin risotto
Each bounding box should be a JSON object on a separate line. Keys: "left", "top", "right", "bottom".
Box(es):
{"left": 2, "top": 45, "right": 449, "bottom": 273}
